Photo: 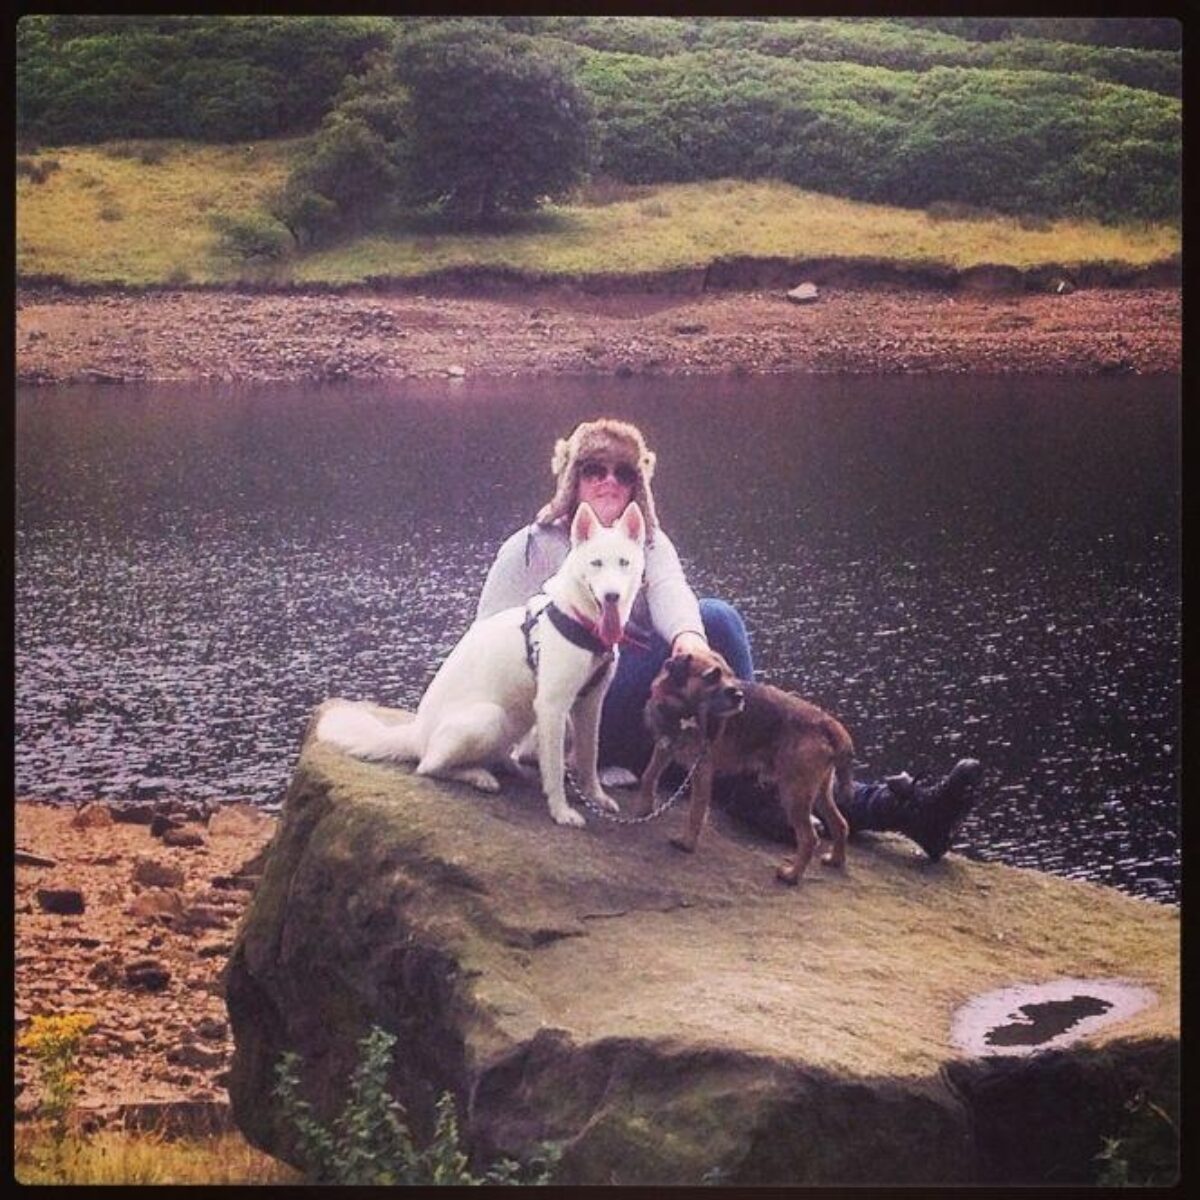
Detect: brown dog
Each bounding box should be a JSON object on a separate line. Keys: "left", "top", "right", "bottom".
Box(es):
{"left": 632, "top": 648, "right": 853, "bottom": 885}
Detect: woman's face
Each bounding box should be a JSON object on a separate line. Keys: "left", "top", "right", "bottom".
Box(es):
{"left": 575, "top": 457, "right": 637, "bottom": 526}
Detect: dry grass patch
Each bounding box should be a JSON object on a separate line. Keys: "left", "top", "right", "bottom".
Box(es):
{"left": 15, "top": 140, "right": 297, "bottom": 285}
{"left": 14, "top": 1125, "right": 300, "bottom": 1186}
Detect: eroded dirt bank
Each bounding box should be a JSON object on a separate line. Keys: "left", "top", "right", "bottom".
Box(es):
{"left": 16, "top": 282, "right": 1181, "bottom": 385}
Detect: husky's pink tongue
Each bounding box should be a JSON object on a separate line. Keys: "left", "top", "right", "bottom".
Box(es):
{"left": 600, "top": 599, "right": 623, "bottom": 648}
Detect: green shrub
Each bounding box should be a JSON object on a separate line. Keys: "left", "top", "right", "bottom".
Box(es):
{"left": 209, "top": 212, "right": 291, "bottom": 261}
{"left": 394, "top": 23, "right": 592, "bottom": 223}
{"left": 1093, "top": 1088, "right": 1179, "bottom": 1186}
{"left": 267, "top": 57, "right": 408, "bottom": 245}
{"left": 273, "top": 1026, "right": 558, "bottom": 1186}
{"left": 16, "top": 15, "right": 395, "bottom": 144}
{"left": 15, "top": 15, "right": 1182, "bottom": 225}
{"left": 575, "top": 48, "right": 1180, "bottom": 222}
{"left": 16, "top": 155, "right": 61, "bottom": 183}
{"left": 105, "top": 140, "right": 170, "bottom": 165}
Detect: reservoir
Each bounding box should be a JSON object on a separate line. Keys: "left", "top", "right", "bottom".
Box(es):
{"left": 15, "top": 372, "right": 1180, "bottom": 903}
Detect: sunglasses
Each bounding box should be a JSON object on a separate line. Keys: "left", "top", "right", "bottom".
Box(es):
{"left": 579, "top": 459, "right": 638, "bottom": 487}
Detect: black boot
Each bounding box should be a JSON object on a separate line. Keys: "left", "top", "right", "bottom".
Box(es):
{"left": 854, "top": 759, "right": 983, "bottom": 861}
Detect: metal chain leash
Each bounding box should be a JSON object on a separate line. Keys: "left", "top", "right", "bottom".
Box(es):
{"left": 564, "top": 745, "right": 708, "bottom": 825}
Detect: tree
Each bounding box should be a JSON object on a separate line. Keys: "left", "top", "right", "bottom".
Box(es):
{"left": 268, "top": 58, "right": 409, "bottom": 246}
{"left": 394, "top": 24, "right": 591, "bottom": 223}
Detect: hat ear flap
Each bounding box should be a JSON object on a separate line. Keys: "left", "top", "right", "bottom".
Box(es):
{"left": 550, "top": 437, "right": 572, "bottom": 478}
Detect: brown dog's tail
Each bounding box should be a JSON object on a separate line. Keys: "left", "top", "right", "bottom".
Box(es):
{"left": 823, "top": 717, "right": 855, "bottom": 811}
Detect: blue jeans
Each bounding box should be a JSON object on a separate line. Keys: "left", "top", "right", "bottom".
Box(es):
{"left": 597, "top": 597, "right": 880, "bottom": 840}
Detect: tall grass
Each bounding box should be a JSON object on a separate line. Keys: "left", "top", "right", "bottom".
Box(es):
{"left": 14, "top": 1126, "right": 300, "bottom": 1186}
{"left": 15, "top": 139, "right": 296, "bottom": 285}
{"left": 16, "top": 140, "right": 1180, "bottom": 287}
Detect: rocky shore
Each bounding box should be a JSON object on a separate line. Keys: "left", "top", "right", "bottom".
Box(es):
{"left": 15, "top": 798, "right": 276, "bottom": 1136}
{"left": 15, "top": 281, "right": 1181, "bottom": 385}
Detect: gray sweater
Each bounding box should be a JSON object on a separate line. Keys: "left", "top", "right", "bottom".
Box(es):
{"left": 475, "top": 522, "right": 705, "bottom": 647}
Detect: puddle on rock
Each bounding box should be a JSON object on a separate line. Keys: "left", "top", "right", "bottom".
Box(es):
{"left": 951, "top": 978, "right": 1156, "bottom": 1058}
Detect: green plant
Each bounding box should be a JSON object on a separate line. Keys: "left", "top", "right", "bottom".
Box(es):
{"left": 17, "top": 15, "right": 394, "bottom": 144}
{"left": 394, "top": 23, "right": 592, "bottom": 223}
{"left": 20, "top": 1013, "right": 95, "bottom": 1141}
{"left": 209, "top": 211, "right": 290, "bottom": 261}
{"left": 106, "top": 140, "right": 170, "bottom": 165}
{"left": 16, "top": 155, "right": 61, "bottom": 183}
{"left": 273, "top": 1025, "right": 558, "bottom": 1186}
{"left": 1093, "top": 1088, "right": 1179, "bottom": 1186}
{"left": 18, "top": 1011, "right": 96, "bottom": 1180}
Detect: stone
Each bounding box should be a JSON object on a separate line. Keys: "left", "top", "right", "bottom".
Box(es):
{"left": 178, "top": 904, "right": 230, "bottom": 932}
{"left": 127, "top": 888, "right": 185, "bottom": 923}
{"left": 125, "top": 959, "right": 172, "bottom": 992}
{"left": 167, "top": 1042, "right": 227, "bottom": 1070}
{"left": 163, "top": 827, "right": 206, "bottom": 849}
{"left": 36, "top": 886, "right": 85, "bottom": 915}
{"left": 194, "top": 1016, "right": 228, "bottom": 1041}
{"left": 226, "top": 713, "right": 1179, "bottom": 1186}
{"left": 113, "top": 1029, "right": 148, "bottom": 1054}
{"left": 133, "top": 857, "right": 186, "bottom": 889}
{"left": 786, "top": 281, "right": 819, "bottom": 304}
{"left": 71, "top": 802, "right": 115, "bottom": 830}
{"left": 110, "top": 803, "right": 157, "bottom": 826}
{"left": 88, "top": 958, "right": 122, "bottom": 985}
{"left": 16, "top": 848, "right": 57, "bottom": 868}
{"left": 208, "top": 804, "right": 268, "bottom": 839}
{"left": 210, "top": 875, "right": 258, "bottom": 893}
{"left": 150, "top": 813, "right": 183, "bottom": 838}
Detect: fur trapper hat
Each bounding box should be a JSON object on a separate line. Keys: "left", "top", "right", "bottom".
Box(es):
{"left": 535, "top": 418, "right": 659, "bottom": 539}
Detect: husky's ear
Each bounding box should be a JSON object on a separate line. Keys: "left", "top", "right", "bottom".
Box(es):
{"left": 618, "top": 501, "right": 646, "bottom": 546}
{"left": 571, "top": 501, "right": 599, "bottom": 545}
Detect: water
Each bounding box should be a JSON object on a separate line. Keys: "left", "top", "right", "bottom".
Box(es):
{"left": 950, "top": 979, "right": 1158, "bottom": 1058}
{"left": 14, "top": 373, "right": 1180, "bottom": 904}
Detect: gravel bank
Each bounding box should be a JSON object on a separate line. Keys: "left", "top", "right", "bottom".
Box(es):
{"left": 15, "top": 283, "right": 1181, "bottom": 385}
{"left": 15, "top": 798, "right": 276, "bottom": 1136}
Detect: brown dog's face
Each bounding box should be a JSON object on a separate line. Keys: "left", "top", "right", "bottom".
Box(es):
{"left": 645, "top": 649, "right": 745, "bottom": 742}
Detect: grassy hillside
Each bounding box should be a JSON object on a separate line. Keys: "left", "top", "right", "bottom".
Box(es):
{"left": 16, "top": 141, "right": 1180, "bottom": 288}
{"left": 537, "top": 16, "right": 1180, "bottom": 95}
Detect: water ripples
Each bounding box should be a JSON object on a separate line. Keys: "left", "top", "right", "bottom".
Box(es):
{"left": 15, "top": 375, "right": 1180, "bottom": 905}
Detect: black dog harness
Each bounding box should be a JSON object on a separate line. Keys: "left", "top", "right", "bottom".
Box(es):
{"left": 521, "top": 597, "right": 614, "bottom": 698}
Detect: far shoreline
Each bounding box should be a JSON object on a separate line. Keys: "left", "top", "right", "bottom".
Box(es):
{"left": 16, "top": 275, "right": 1181, "bottom": 385}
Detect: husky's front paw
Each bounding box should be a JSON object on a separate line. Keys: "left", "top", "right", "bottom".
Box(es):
{"left": 548, "top": 800, "right": 586, "bottom": 828}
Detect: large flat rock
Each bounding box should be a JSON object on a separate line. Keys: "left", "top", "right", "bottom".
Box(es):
{"left": 226, "top": 704, "right": 1178, "bottom": 1185}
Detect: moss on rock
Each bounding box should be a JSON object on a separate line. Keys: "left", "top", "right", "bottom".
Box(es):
{"left": 226, "top": 707, "right": 1178, "bottom": 1184}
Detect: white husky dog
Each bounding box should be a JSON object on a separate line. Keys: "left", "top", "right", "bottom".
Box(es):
{"left": 315, "top": 500, "right": 647, "bottom": 827}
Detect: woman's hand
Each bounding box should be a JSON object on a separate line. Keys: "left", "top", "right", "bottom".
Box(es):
{"left": 670, "top": 631, "right": 710, "bottom": 658}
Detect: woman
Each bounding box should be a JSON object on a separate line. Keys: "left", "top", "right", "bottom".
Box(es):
{"left": 476, "top": 418, "right": 981, "bottom": 859}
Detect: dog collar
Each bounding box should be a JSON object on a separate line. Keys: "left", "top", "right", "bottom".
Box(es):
{"left": 547, "top": 602, "right": 611, "bottom": 656}
{"left": 521, "top": 599, "right": 614, "bottom": 701}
